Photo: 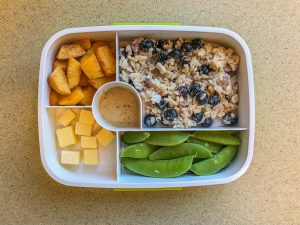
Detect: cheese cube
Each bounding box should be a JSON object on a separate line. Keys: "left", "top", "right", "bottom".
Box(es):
{"left": 96, "top": 128, "right": 115, "bottom": 146}
{"left": 79, "top": 110, "right": 95, "bottom": 125}
{"left": 83, "top": 149, "right": 99, "bottom": 165}
{"left": 75, "top": 122, "right": 92, "bottom": 136}
{"left": 56, "top": 126, "right": 77, "bottom": 147}
{"left": 58, "top": 109, "right": 76, "bottom": 127}
{"left": 81, "top": 136, "right": 97, "bottom": 148}
{"left": 61, "top": 150, "right": 81, "bottom": 165}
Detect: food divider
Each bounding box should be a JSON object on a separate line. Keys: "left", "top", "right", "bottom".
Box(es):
{"left": 38, "top": 26, "right": 254, "bottom": 188}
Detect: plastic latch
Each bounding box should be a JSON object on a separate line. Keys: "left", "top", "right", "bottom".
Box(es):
{"left": 113, "top": 188, "right": 183, "bottom": 191}
{"left": 112, "top": 22, "right": 181, "bottom": 26}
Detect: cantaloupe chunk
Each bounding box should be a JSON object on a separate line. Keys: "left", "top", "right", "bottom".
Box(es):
{"left": 67, "top": 58, "right": 81, "bottom": 89}
{"left": 79, "top": 86, "right": 97, "bottom": 105}
{"left": 87, "top": 40, "right": 109, "bottom": 54}
{"left": 110, "top": 45, "right": 116, "bottom": 57}
{"left": 81, "top": 54, "right": 104, "bottom": 79}
{"left": 74, "top": 38, "right": 91, "bottom": 50}
{"left": 96, "top": 46, "right": 116, "bottom": 76}
{"left": 53, "top": 59, "right": 68, "bottom": 72}
{"left": 88, "top": 76, "right": 115, "bottom": 89}
{"left": 48, "top": 67, "right": 71, "bottom": 95}
{"left": 58, "top": 86, "right": 85, "bottom": 105}
{"left": 49, "top": 89, "right": 61, "bottom": 105}
{"left": 56, "top": 44, "right": 85, "bottom": 59}
{"left": 79, "top": 72, "right": 90, "bottom": 87}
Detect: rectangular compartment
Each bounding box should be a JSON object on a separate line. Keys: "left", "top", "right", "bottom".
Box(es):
{"left": 118, "top": 30, "right": 249, "bottom": 129}
{"left": 41, "top": 108, "right": 117, "bottom": 186}
{"left": 39, "top": 26, "right": 254, "bottom": 188}
{"left": 118, "top": 130, "right": 249, "bottom": 187}
{"left": 42, "top": 31, "right": 117, "bottom": 107}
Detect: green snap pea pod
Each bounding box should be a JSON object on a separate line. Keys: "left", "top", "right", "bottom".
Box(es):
{"left": 121, "top": 131, "right": 150, "bottom": 144}
{"left": 121, "top": 143, "right": 156, "bottom": 159}
{"left": 190, "top": 145, "right": 238, "bottom": 176}
{"left": 186, "top": 137, "right": 223, "bottom": 153}
{"left": 145, "top": 131, "right": 190, "bottom": 146}
{"left": 193, "top": 158, "right": 206, "bottom": 164}
{"left": 122, "top": 155, "right": 194, "bottom": 178}
{"left": 149, "top": 143, "right": 212, "bottom": 160}
{"left": 191, "top": 131, "right": 241, "bottom": 145}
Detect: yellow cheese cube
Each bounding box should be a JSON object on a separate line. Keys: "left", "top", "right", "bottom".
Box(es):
{"left": 58, "top": 109, "right": 76, "bottom": 127}
{"left": 56, "top": 126, "right": 77, "bottom": 147}
{"left": 96, "top": 128, "right": 115, "bottom": 146}
{"left": 83, "top": 149, "right": 99, "bottom": 165}
{"left": 79, "top": 110, "right": 95, "bottom": 125}
{"left": 81, "top": 136, "right": 97, "bottom": 148}
{"left": 61, "top": 150, "right": 81, "bottom": 165}
{"left": 75, "top": 122, "right": 92, "bottom": 136}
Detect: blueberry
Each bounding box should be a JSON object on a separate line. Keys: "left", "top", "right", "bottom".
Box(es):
{"left": 163, "top": 108, "right": 178, "bottom": 122}
{"left": 181, "top": 42, "right": 193, "bottom": 52}
{"left": 180, "top": 60, "right": 189, "bottom": 67}
{"left": 120, "top": 49, "right": 127, "bottom": 58}
{"left": 191, "top": 112, "right": 204, "bottom": 123}
{"left": 156, "top": 59, "right": 165, "bottom": 65}
{"left": 152, "top": 48, "right": 158, "bottom": 55}
{"left": 157, "top": 39, "right": 168, "bottom": 49}
{"left": 225, "top": 95, "right": 232, "bottom": 101}
{"left": 160, "top": 50, "right": 169, "bottom": 60}
{"left": 196, "top": 91, "right": 209, "bottom": 105}
{"left": 155, "top": 98, "right": 168, "bottom": 110}
{"left": 208, "top": 95, "right": 221, "bottom": 106}
{"left": 198, "top": 64, "right": 212, "bottom": 75}
{"left": 169, "top": 48, "right": 182, "bottom": 59}
{"left": 178, "top": 86, "right": 189, "bottom": 97}
{"left": 192, "top": 39, "right": 204, "bottom": 49}
{"left": 222, "top": 113, "right": 238, "bottom": 126}
{"left": 179, "top": 56, "right": 189, "bottom": 67}
{"left": 128, "top": 79, "right": 134, "bottom": 86}
{"left": 189, "top": 83, "right": 202, "bottom": 96}
{"left": 144, "top": 114, "right": 157, "bottom": 127}
{"left": 139, "top": 39, "right": 154, "bottom": 51}
{"left": 201, "top": 117, "right": 213, "bottom": 127}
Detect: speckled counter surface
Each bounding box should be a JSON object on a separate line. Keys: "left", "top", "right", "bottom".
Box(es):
{"left": 1, "top": 0, "right": 299, "bottom": 224}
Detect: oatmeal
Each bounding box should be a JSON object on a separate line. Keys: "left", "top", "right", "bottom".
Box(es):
{"left": 119, "top": 37, "right": 240, "bottom": 128}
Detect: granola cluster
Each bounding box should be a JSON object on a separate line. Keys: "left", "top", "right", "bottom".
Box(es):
{"left": 119, "top": 37, "right": 240, "bottom": 128}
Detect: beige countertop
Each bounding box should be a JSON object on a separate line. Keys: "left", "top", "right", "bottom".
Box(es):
{"left": 1, "top": 0, "right": 299, "bottom": 224}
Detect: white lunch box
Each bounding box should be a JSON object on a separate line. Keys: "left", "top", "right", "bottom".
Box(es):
{"left": 38, "top": 25, "right": 255, "bottom": 188}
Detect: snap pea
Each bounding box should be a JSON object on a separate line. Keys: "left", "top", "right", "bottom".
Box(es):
{"left": 145, "top": 131, "right": 190, "bottom": 146}
{"left": 191, "top": 131, "right": 241, "bottom": 145}
{"left": 149, "top": 143, "right": 212, "bottom": 160}
{"left": 122, "top": 155, "right": 194, "bottom": 178}
{"left": 190, "top": 145, "right": 238, "bottom": 176}
{"left": 121, "top": 143, "right": 156, "bottom": 159}
{"left": 121, "top": 131, "right": 150, "bottom": 144}
{"left": 186, "top": 137, "right": 223, "bottom": 153}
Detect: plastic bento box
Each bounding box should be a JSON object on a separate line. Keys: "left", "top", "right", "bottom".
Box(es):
{"left": 38, "top": 25, "right": 255, "bottom": 188}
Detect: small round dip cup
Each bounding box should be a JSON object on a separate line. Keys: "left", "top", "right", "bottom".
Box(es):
{"left": 92, "top": 81, "right": 143, "bottom": 131}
